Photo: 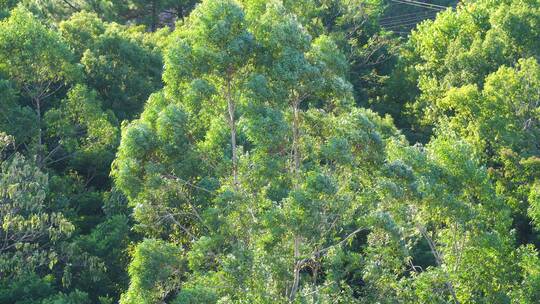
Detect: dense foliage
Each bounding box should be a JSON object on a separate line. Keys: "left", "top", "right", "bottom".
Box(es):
{"left": 1, "top": 0, "right": 540, "bottom": 303}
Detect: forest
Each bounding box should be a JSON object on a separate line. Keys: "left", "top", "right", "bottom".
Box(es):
{"left": 1, "top": 0, "right": 540, "bottom": 303}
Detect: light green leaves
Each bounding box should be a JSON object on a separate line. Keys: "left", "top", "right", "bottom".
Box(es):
{"left": 0, "top": 6, "right": 76, "bottom": 93}
{"left": 0, "top": 150, "right": 74, "bottom": 279}
{"left": 120, "top": 239, "right": 184, "bottom": 304}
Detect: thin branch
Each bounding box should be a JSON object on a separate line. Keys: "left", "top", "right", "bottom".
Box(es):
{"left": 162, "top": 174, "right": 215, "bottom": 195}
{"left": 61, "top": 0, "right": 81, "bottom": 11}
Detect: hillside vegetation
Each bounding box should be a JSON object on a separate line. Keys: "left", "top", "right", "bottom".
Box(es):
{"left": 1, "top": 0, "right": 539, "bottom": 303}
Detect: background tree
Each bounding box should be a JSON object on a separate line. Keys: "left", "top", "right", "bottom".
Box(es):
{"left": 389, "top": 0, "right": 540, "bottom": 247}
{"left": 0, "top": 132, "right": 83, "bottom": 303}
{"left": 22, "top": 0, "right": 198, "bottom": 29}
{"left": 0, "top": 6, "right": 77, "bottom": 165}
{"left": 59, "top": 11, "right": 164, "bottom": 120}
{"left": 0, "top": 7, "right": 132, "bottom": 302}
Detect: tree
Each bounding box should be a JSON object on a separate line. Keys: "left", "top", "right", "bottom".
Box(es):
{"left": 60, "top": 11, "right": 164, "bottom": 120}
{"left": 383, "top": 136, "right": 521, "bottom": 303}
{"left": 277, "top": 0, "right": 398, "bottom": 107}
{"left": 120, "top": 239, "right": 184, "bottom": 304}
{"left": 390, "top": 0, "right": 540, "bottom": 141}
{"left": 390, "top": 0, "right": 540, "bottom": 246}
{"left": 115, "top": 1, "right": 406, "bottom": 302}
{"left": 4, "top": 0, "right": 540, "bottom": 302}
{"left": 0, "top": 7, "right": 134, "bottom": 302}
{"left": 121, "top": 0, "right": 198, "bottom": 31}
{"left": 112, "top": 91, "right": 207, "bottom": 239}
{"left": 163, "top": 0, "right": 255, "bottom": 188}
{"left": 24, "top": 0, "right": 198, "bottom": 29}
{"left": 0, "top": 6, "right": 77, "bottom": 165}
{"left": 0, "top": 132, "right": 78, "bottom": 303}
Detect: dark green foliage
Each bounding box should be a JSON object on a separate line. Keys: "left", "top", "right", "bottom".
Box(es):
{"left": 23, "top": 0, "right": 198, "bottom": 29}
{"left": 172, "top": 287, "right": 217, "bottom": 304}
{"left": 60, "top": 12, "right": 164, "bottom": 120}
{"left": 40, "top": 290, "right": 90, "bottom": 304}
{"left": 0, "top": 273, "right": 55, "bottom": 304}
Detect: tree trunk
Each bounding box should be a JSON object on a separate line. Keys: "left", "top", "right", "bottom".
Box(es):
{"left": 34, "top": 97, "right": 43, "bottom": 167}
{"left": 292, "top": 99, "right": 300, "bottom": 183}
{"left": 289, "top": 97, "right": 302, "bottom": 301}
{"left": 290, "top": 236, "right": 301, "bottom": 301}
{"left": 226, "top": 76, "right": 239, "bottom": 189}
{"left": 419, "top": 226, "right": 460, "bottom": 304}
{"left": 151, "top": 0, "right": 157, "bottom": 32}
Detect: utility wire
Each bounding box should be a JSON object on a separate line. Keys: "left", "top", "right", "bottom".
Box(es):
{"left": 392, "top": 31, "right": 412, "bottom": 36}
{"left": 389, "top": 0, "right": 440, "bottom": 11}
{"left": 379, "top": 10, "right": 435, "bottom": 21}
{"left": 404, "top": 0, "right": 448, "bottom": 9}
{"left": 384, "top": 20, "right": 434, "bottom": 29}
{"left": 389, "top": 0, "right": 446, "bottom": 11}
{"left": 380, "top": 10, "right": 438, "bottom": 25}
{"left": 380, "top": 12, "right": 437, "bottom": 26}
{"left": 381, "top": 14, "right": 436, "bottom": 26}
{"left": 380, "top": 1, "right": 453, "bottom": 33}
{"left": 392, "top": 0, "right": 448, "bottom": 10}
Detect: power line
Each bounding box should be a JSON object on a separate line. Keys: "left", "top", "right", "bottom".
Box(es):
{"left": 379, "top": 1, "right": 453, "bottom": 33}
{"left": 379, "top": 10, "right": 435, "bottom": 22}
{"left": 381, "top": 20, "right": 431, "bottom": 28}
{"left": 380, "top": 12, "right": 437, "bottom": 27}
{"left": 393, "top": 31, "right": 413, "bottom": 36}
{"left": 384, "top": 19, "right": 434, "bottom": 29}
{"left": 382, "top": 14, "right": 438, "bottom": 29}
{"left": 389, "top": 0, "right": 446, "bottom": 11}
{"left": 408, "top": 0, "right": 449, "bottom": 9}
{"left": 381, "top": 13, "right": 436, "bottom": 25}
{"left": 393, "top": 0, "right": 448, "bottom": 10}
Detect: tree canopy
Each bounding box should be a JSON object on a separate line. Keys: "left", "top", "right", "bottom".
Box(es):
{"left": 1, "top": 0, "right": 540, "bottom": 303}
